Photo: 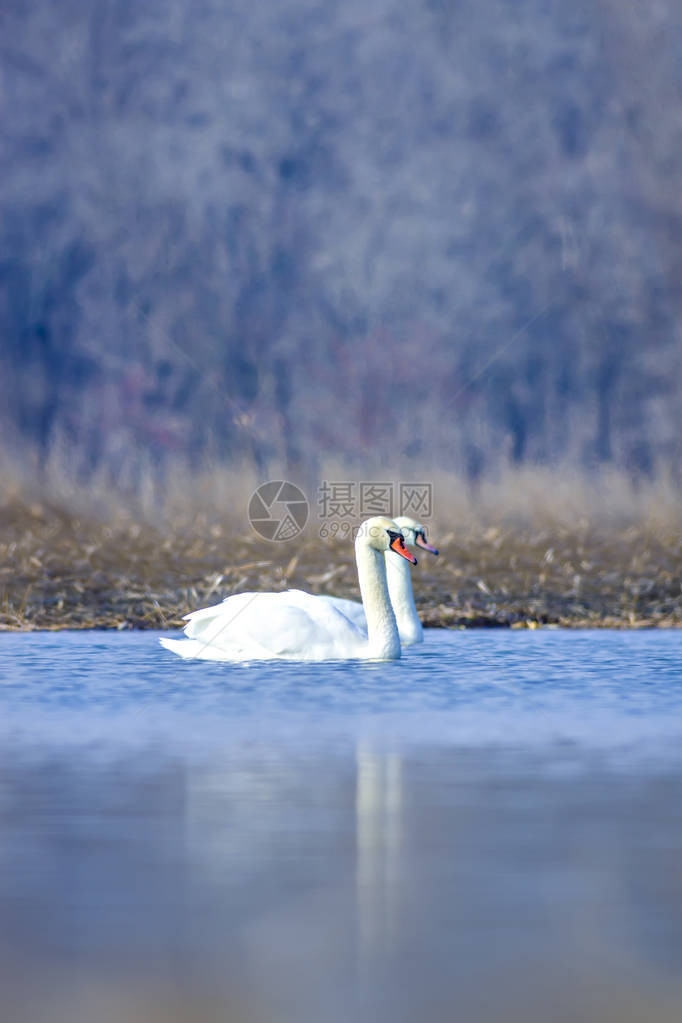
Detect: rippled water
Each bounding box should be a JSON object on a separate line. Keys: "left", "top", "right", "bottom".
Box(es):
{"left": 1, "top": 629, "right": 682, "bottom": 1022}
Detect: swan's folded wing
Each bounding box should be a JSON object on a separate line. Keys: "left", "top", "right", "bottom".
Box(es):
{"left": 180, "top": 590, "right": 351, "bottom": 660}
{"left": 181, "top": 592, "right": 285, "bottom": 655}
{"left": 239, "top": 595, "right": 323, "bottom": 658}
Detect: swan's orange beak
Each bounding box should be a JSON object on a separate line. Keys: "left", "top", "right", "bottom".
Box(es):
{"left": 390, "top": 533, "right": 418, "bottom": 565}
{"left": 415, "top": 531, "right": 439, "bottom": 555}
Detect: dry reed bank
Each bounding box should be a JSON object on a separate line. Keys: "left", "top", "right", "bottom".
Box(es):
{"left": 1, "top": 468, "right": 680, "bottom": 631}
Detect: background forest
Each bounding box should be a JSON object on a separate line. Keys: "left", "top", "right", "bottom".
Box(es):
{"left": 2, "top": 0, "right": 682, "bottom": 495}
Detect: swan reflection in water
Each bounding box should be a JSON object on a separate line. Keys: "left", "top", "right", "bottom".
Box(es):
{"left": 355, "top": 744, "right": 404, "bottom": 974}
{"left": 181, "top": 741, "right": 407, "bottom": 987}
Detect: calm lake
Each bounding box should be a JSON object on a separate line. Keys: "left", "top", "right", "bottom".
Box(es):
{"left": 1, "top": 629, "right": 682, "bottom": 1022}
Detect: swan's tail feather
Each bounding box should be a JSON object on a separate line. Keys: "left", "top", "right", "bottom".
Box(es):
{"left": 159, "top": 637, "right": 207, "bottom": 659}
{"left": 159, "top": 635, "right": 251, "bottom": 661}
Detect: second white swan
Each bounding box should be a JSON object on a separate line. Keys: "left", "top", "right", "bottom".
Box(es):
{"left": 318, "top": 516, "right": 438, "bottom": 645}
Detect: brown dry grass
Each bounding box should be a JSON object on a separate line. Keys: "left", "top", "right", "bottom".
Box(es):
{"left": 1, "top": 461, "right": 680, "bottom": 630}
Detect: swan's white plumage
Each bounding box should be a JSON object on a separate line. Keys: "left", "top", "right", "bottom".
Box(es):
{"left": 160, "top": 516, "right": 409, "bottom": 662}
{"left": 315, "top": 595, "right": 366, "bottom": 630}
{"left": 160, "top": 589, "right": 364, "bottom": 661}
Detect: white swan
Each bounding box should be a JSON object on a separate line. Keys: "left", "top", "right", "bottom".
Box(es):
{"left": 317, "top": 516, "right": 438, "bottom": 645}
{"left": 159, "top": 516, "right": 417, "bottom": 662}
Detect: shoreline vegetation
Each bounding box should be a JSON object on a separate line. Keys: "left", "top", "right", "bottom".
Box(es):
{"left": 2, "top": 470, "right": 681, "bottom": 632}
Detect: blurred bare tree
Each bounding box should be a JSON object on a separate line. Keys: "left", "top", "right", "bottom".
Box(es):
{"left": 1, "top": 0, "right": 681, "bottom": 483}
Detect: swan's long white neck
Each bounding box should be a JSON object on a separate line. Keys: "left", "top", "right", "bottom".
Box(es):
{"left": 355, "top": 540, "right": 401, "bottom": 660}
{"left": 384, "top": 552, "right": 423, "bottom": 644}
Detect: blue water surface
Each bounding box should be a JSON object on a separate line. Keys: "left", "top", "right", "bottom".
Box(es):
{"left": 1, "top": 628, "right": 681, "bottom": 759}
{"left": 1, "top": 628, "right": 682, "bottom": 1023}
